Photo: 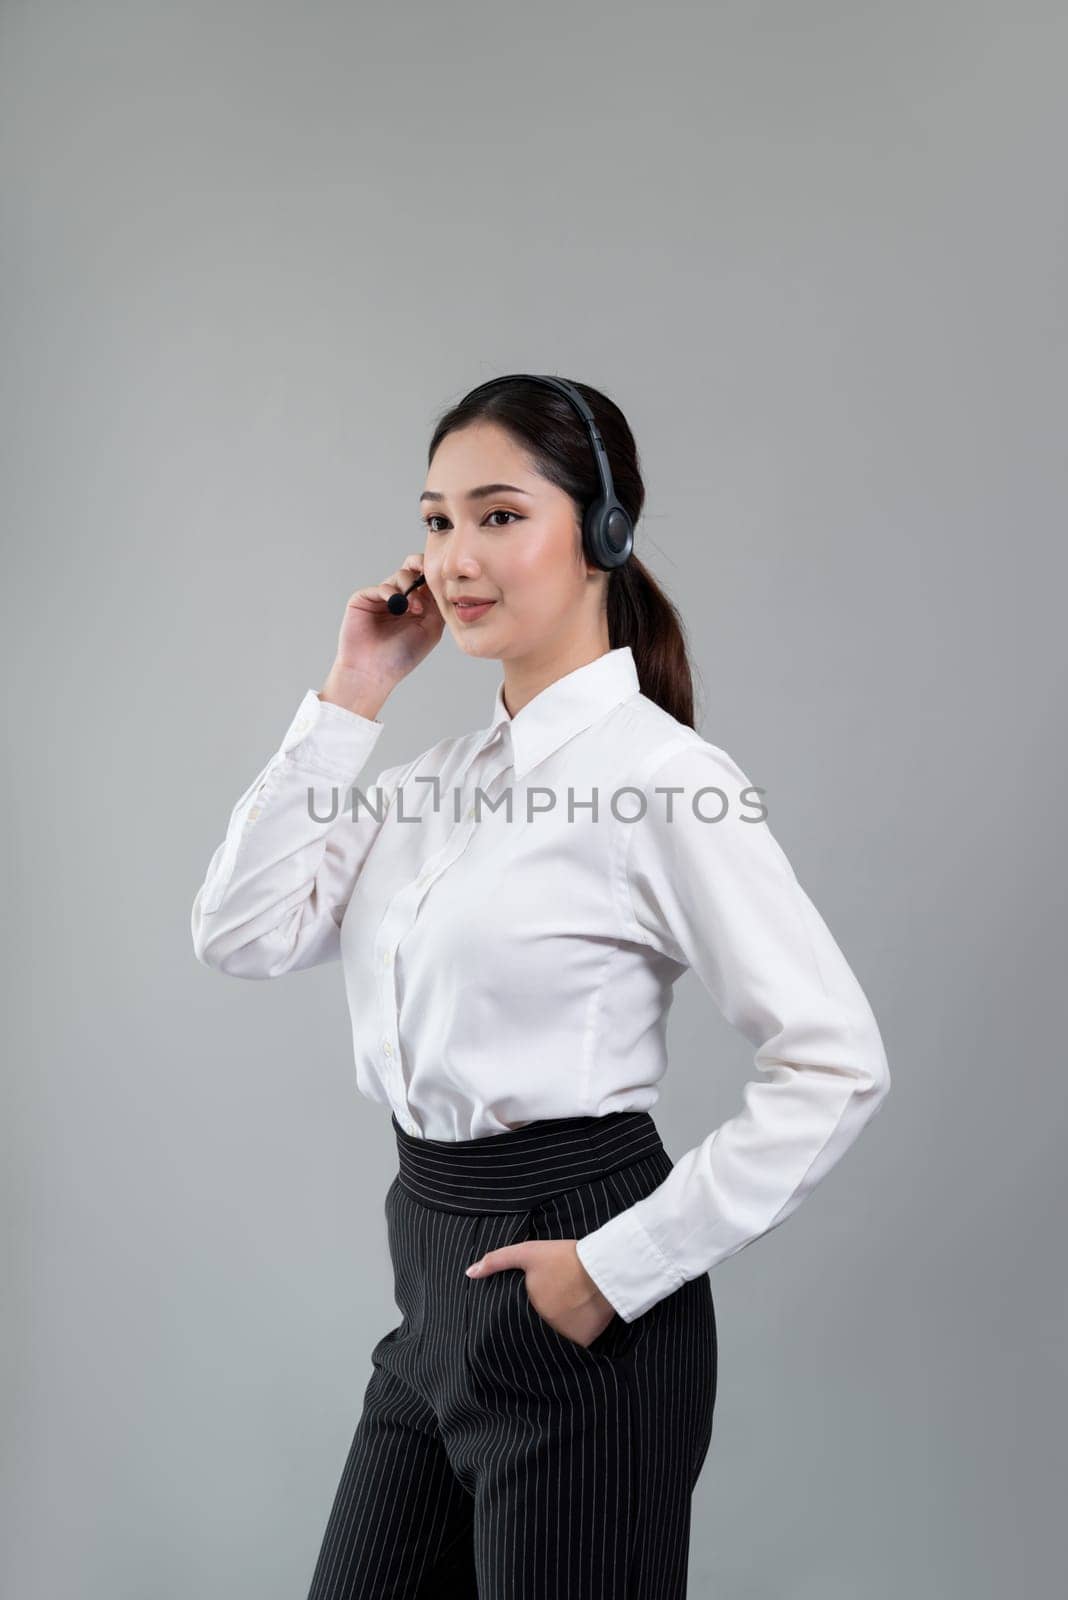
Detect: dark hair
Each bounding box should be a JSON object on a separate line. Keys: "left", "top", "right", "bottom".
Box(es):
{"left": 427, "top": 374, "right": 696, "bottom": 729}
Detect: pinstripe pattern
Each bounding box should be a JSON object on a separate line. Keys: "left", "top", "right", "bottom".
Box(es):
{"left": 305, "top": 1112, "right": 717, "bottom": 1598}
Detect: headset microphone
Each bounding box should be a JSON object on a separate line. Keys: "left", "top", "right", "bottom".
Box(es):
{"left": 390, "top": 374, "right": 633, "bottom": 616}
{"left": 387, "top": 573, "right": 428, "bottom": 614}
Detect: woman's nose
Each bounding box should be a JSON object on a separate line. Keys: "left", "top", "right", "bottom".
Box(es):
{"left": 440, "top": 531, "right": 482, "bottom": 581}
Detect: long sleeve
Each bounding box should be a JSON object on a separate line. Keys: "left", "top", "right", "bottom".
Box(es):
{"left": 575, "top": 737, "right": 891, "bottom": 1322}
{"left": 191, "top": 689, "right": 400, "bottom": 979}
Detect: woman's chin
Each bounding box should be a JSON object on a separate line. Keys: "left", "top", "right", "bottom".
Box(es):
{"left": 452, "top": 624, "right": 503, "bottom": 656}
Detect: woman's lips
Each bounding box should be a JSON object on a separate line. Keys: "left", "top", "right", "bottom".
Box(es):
{"left": 453, "top": 600, "right": 497, "bottom": 621}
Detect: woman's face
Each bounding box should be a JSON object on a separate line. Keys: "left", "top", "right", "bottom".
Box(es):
{"left": 419, "top": 420, "right": 605, "bottom": 665}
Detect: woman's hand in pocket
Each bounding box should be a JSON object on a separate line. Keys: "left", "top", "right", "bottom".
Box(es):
{"left": 466, "top": 1238, "right": 619, "bottom": 1348}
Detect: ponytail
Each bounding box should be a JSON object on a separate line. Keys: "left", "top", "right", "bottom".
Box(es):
{"left": 606, "top": 556, "right": 694, "bottom": 728}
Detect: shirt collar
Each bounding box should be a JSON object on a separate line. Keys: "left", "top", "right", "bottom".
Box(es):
{"left": 479, "top": 645, "right": 641, "bottom": 779}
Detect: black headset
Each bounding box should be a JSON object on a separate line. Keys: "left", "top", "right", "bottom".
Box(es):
{"left": 460, "top": 373, "right": 634, "bottom": 572}
{"left": 389, "top": 373, "right": 633, "bottom": 614}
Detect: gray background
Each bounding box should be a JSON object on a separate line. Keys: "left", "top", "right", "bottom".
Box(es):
{"left": 4, "top": 2, "right": 1065, "bottom": 1595}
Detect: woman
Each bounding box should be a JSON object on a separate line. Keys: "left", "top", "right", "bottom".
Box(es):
{"left": 191, "top": 373, "right": 891, "bottom": 1598}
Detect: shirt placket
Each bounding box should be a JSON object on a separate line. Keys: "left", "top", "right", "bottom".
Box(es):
{"left": 374, "top": 732, "right": 515, "bottom": 1136}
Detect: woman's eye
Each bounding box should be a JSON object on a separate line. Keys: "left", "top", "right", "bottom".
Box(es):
{"left": 421, "top": 510, "right": 522, "bottom": 533}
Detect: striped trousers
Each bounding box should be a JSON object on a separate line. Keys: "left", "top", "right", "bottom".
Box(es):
{"left": 305, "top": 1110, "right": 718, "bottom": 1598}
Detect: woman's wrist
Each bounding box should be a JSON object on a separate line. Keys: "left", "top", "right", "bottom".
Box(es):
{"left": 318, "top": 666, "right": 391, "bottom": 721}
{"left": 573, "top": 1247, "right": 615, "bottom": 1312}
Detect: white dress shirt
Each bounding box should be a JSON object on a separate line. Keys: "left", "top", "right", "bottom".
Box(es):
{"left": 191, "top": 645, "right": 890, "bottom": 1322}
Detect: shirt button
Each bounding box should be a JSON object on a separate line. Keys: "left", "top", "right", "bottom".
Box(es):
{"left": 382, "top": 951, "right": 393, "bottom": 968}
{"left": 383, "top": 1041, "right": 393, "bottom": 1057}
{"left": 294, "top": 717, "right": 312, "bottom": 734}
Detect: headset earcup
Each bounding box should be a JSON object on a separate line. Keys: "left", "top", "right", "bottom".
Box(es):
{"left": 585, "top": 500, "right": 634, "bottom": 570}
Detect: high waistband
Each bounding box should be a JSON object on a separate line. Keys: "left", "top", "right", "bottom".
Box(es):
{"left": 391, "top": 1109, "right": 666, "bottom": 1213}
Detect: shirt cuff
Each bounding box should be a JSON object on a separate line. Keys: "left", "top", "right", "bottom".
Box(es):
{"left": 278, "top": 689, "right": 386, "bottom": 783}
{"left": 575, "top": 1206, "right": 688, "bottom": 1324}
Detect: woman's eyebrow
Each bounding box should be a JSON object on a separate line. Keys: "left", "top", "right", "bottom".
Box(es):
{"left": 419, "top": 483, "right": 534, "bottom": 506}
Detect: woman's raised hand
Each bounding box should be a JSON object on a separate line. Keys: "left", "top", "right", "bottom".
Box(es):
{"left": 319, "top": 552, "right": 444, "bottom": 717}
